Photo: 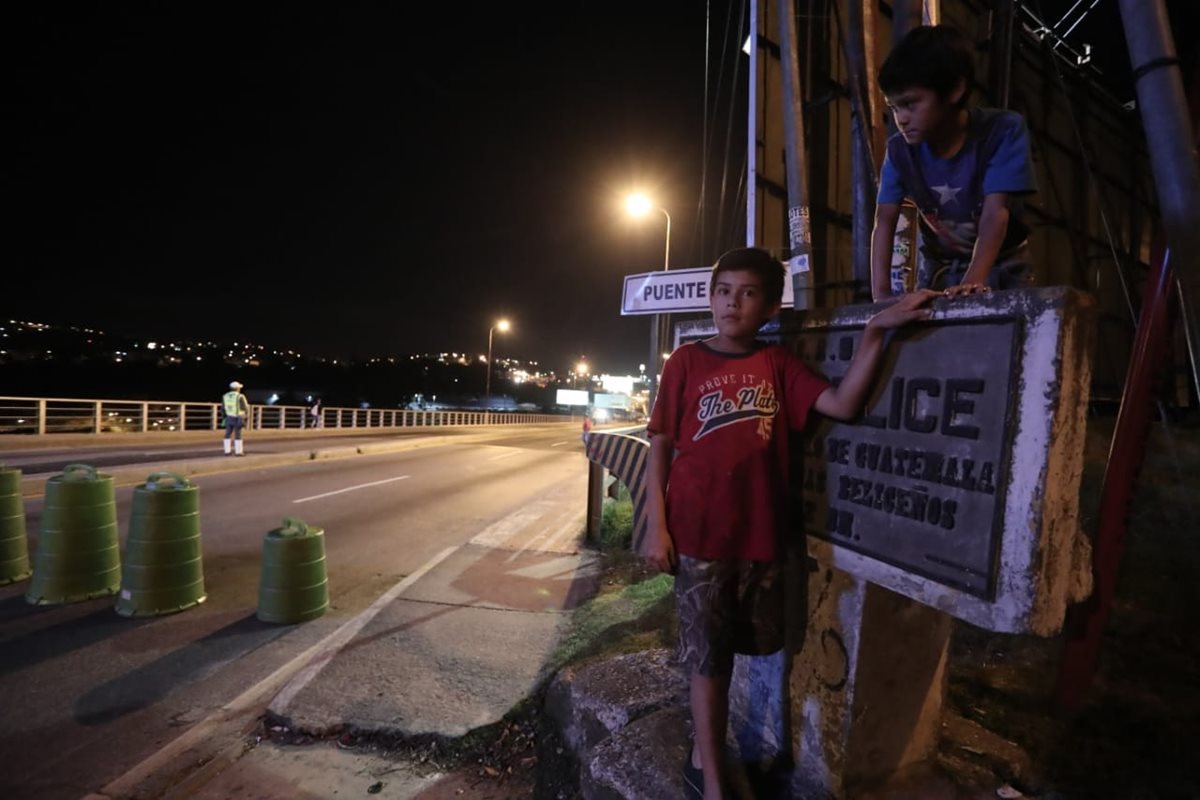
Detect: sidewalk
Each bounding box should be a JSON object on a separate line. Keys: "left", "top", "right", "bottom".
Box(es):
{"left": 270, "top": 473, "right": 597, "bottom": 734}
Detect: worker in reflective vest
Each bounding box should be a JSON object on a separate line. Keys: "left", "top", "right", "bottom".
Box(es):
{"left": 222, "top": 381, "right": 250, "bottom": 456}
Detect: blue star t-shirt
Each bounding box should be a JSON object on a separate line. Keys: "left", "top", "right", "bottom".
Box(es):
{"left": 878, "top": 108, "right": 1035, "bottom": 261}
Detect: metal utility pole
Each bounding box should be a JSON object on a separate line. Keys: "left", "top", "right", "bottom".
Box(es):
{"left": 1117, "top": 0, "right": 1200, "bottom": 401}
{"left": 746, "top": 0, "right": 792, "bottom": 260}
{"left": 923, "top": 0, "right": 940, "bottom": 25}
{"left": 988, "top": 0, "right": 1017, "bottom": 109}
{"left": 777, "top": 0, "right": 813, "bottom": 310}
{"left": 746, "top": 0, "right": 759, "bottom": 249}
{"left": 843, "top": 0, "right": 887, "bottom": 298}
{"left": 1057, "top": 243, "right": 1177, "bottom": 709}
{"left": 891, "top": 0, "right": 923, "bottom": 38}
{"left": 646, "top": 208, "right": 672, "bottom": 414}
{"left": 859, "top": 0, "right": 884, "bottom": 161}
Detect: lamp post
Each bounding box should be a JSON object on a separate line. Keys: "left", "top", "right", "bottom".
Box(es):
{"left": 625, "top": 193, "right": 672, "bottom": 412}
{"left": 625, "top": 193, "right": 671, "bottom": 269}
{"left": 485, "top": 319, "right": 510, "bottom": 416}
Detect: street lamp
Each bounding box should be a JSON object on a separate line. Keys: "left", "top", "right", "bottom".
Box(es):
{"left": 625, "top": 192, "right": 672, "bottom": 411}
{"left": 625, "top": 193, "right": 671, "bottom": 269}
{"left": 485, "top": 318, "right": 511, "bottom": 410}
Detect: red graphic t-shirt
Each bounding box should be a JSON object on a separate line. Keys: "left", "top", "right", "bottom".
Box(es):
{"left": 648, "top": 341, "right": 830, "bottom": 561}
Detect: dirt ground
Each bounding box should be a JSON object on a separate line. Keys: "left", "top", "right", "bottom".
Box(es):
{"left": 940, "top": 413, "right": 1199, "bottom": 798}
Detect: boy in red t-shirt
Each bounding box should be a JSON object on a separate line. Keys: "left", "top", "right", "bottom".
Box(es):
{"left": 645, "top": 247, "right": 935, "bottom": 798}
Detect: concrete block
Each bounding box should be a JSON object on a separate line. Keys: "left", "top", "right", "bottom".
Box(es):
{"left": 545, "top": 648, "right": 686, "bottom": 757}
{"left": 728, "top": 649, "right": 790, "bottom": 767}
{"left": 581, "top": 705, "right": 692, "bottom": 800}
{"left": 782, "top": 569, "right": 952, "bottom": 797}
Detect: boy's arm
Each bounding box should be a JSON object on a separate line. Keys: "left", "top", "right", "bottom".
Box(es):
{"left": 813, "top": 290, "right": 938, "bottom": 420}
{"left": 870, "top": 202, "right": 902, "bottom": 301}
{"left": 641, "top": 433, "right": 677, "bottom": 574}
{"left": 948, "top": 192, "right": 1010, "bottom": 296}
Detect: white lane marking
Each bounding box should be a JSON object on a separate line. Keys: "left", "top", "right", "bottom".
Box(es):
{"left": 510, "top": 554, "right": 591, "bottom": 580}
{"left": 506, "top": 507, "right": 584, "bottom": 561}
{"left": 544, "top": 512, "right": 586, "bottom": 553}
{"left": 269, "top": 546, "right": 458, "bottom": 711}
{"left": 468, "top": 501, "right": 556, "bottom": 547}
{"left": 293, "top": 475, "right": 410, "bottom": 504}
{"left": 550, "top": 441, "right": 568, "bottom": 447}
{"left": 98, "top": 545, "right": 458, "bottom": 799}
{"left": 487, "top": 450, "right": 521, "bottom": 461}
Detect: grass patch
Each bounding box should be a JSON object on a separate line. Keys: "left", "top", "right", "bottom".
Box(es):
{"left": 551, "top": 563, "right": 676, "bottom": 671}
{"left": 599, "top": 489, "right": 634, "bottom": 550}
{"left": 573, "top": 476, "right": 676, "bottom": 665}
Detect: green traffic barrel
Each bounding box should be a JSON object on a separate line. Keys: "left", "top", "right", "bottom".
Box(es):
{"left": 257, "top": 517, "right": 329, "bottom": 624}
{"left": 0, "top": 468, "right": 32, "bottom": 585}
{"left": 26, "top": 464, "right": 121, "bottom": 605}
{"left": 115, "top": 472, "right": 207, "bottom": 617}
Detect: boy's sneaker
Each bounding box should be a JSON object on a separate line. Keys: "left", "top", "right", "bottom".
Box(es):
{"left": 681, "top": 756, "right": 704, "bottom": 799}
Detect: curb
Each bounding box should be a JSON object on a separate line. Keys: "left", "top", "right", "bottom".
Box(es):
{"left": 17, "top": 425, "right": 576, "bottom": 499}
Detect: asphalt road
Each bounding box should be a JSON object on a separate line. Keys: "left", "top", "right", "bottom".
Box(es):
{"left": 0, "top": 424, "right": 591, "bottom": 799}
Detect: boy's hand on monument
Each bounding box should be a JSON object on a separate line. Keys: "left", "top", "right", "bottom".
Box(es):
{"left": 641, "top": 524, "right": 677, "bottom": 575}
{"left": 817, "top": 289, "right": 937, "bottom": 420}
{"left": 867, "top": 289, "right": 939, "bottom": 330}
{"left": 944, "top": 282, "right": 991, "bottom": 298}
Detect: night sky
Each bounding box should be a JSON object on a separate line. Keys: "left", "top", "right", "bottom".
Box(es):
{"left": 10, "top": 3, "right": 746, "bottom": 374}
{"left": 9, "top": 3, "right": 1193, "bottom": 374}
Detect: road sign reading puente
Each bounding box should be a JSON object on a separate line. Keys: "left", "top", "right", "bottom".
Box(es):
{"left": 621, "top": 267, "right": 796, "bottom": 316}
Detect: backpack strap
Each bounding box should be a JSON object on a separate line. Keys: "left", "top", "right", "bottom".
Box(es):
{"left": 886, "top": 134, "right": 939, "bottom": 213}
{"left": 972, "top": 111, "right": 1031, "bottom": 250}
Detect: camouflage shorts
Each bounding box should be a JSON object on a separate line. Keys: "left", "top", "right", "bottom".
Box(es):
{"left": 674, "top": 555, "right": 784, "bottom": 677}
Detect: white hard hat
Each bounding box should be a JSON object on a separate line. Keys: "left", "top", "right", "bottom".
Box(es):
{"left": 230, "top": 381, "right": 244, "bottom": 389}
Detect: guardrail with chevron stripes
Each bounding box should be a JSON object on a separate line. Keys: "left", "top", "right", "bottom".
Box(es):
{"left": 584, "top": 429, "right": 649, "bottom": 550}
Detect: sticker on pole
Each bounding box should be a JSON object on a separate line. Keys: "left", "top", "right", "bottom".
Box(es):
{"left": 622, "top": 267, "right": 794, "bottom": 316}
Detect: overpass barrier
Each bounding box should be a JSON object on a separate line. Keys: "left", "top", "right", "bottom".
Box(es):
{"left": 583, "top": 429, "right": 649, "bottom": 547}
{"left": 0, "top": 396, "right": 562, "bottom": 436}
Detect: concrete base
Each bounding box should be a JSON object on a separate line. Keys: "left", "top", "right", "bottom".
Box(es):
{"left": 722, "top": 551, "right": 954, "bottom": 796}
{"left": 786, "top": 566, "right": 952, "bottom": 798}
{"left": 545, "top": 649, "right": 686, "bottom": 756}
{"left": 552, "top": 620, "right": 954, "bottom": 800}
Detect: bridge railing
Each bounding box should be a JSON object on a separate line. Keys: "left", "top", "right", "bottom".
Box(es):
{"left": 0, "top": 396, "right": 563, "bottom": 436}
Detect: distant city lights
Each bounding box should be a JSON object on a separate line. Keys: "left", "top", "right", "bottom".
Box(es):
{"left": 1, "top": 319, "right": 650, "bottom": 405}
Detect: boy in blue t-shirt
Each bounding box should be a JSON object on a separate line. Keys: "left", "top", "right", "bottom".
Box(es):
{"left": 870, "top": 25, "right": 1037, "bottom": 300}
